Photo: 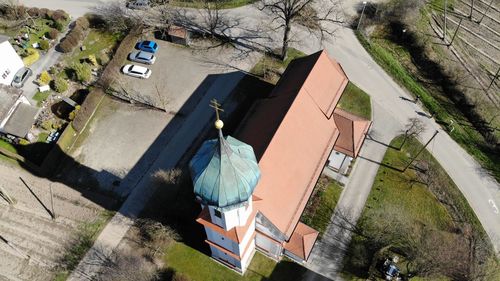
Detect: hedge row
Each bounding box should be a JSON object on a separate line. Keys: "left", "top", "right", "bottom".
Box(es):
{"left": 58, "top": 16, "right": 90, "bottom": 53}
{"left": 99, "top": 26, "right": 143, "bottom": 89}
{"left": 72, "top": 26, "right": 143, "bottom": 132}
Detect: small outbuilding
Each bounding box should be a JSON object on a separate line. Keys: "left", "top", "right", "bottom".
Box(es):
{"left": 157, "top": 25, "right": 190, "bottom": 46}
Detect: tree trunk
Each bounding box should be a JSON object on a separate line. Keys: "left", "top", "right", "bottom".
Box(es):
{"left": 281, "top": 20, "right": 291, "bottom": 61}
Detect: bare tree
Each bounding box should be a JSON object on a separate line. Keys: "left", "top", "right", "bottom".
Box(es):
{"left": 258, "top": 0, "right": 343, "bottom": 60}
{"left": 399, "top": 117, "right": 426, "bottom": 150}
{"left": 200, "top": 0, "right": 225, "bottom": 37}
{"left": 92, "top": 1, "right": 145, "bottom": 33}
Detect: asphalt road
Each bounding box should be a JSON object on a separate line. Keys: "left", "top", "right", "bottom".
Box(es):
{"left": 17, "top": 0, "right": 500, "bottom": 277}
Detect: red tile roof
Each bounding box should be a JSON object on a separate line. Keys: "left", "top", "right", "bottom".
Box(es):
{"left": 236, "top": 50, "right": 347, "bottom": 238}
{"left": 283, "top": 222, "right": 319, "bottom": 260}
{"left": 333, "top": 108, "right": 372, "bottom": 158}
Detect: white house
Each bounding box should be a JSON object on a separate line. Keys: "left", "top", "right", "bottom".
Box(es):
{"left": 0, "top": 35, "right": 25, "bottom": 86}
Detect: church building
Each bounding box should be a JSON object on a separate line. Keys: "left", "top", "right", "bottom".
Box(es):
{"left": 189, "top": 50, "right": 371, "bottom": 273}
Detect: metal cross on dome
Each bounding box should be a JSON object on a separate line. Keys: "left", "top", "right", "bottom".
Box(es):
{"left": 209, "top": 99, "right": 224, "bottom": 121}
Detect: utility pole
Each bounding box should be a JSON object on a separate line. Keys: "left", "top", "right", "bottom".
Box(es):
{"left": 403, "top": 130, "right": 439, "bottom": 172}
{"left": 449, "top": 18, "right": 463, "bottom": 46}
{"left": 357, "top": 1, "right": 368, "bottom": 31}
{"left": 478, "top": 0, "right": 494, "bottom": 24}
{"left": 443, "top": 0, "right": 447, "bottom": 42}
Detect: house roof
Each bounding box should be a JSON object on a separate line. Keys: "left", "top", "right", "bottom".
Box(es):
{"left": 236, "top": 50, "right": 347, "bottom": 239}
{"left": 190, "top": 131, "right": 261, "bottom": 208}
{"left": 3, "top": 102, "right": 39, "bottom": 137}
{"left": 283, "top": 222, "right": 319, "bottom": 260}
{"left": 0, "top": 85, "right": 22, "bottom": 120}
{"left": 333, "top": 108, "right": 372, "bottom": 158}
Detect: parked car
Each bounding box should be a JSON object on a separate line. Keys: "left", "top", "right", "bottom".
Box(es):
{"left": 127, "top": 0, "right": 149, "bottom": 9}
{"left": 122, "top": 64, "right": 152, "bottom": 79}
{"left": 128, "top": 50, "right": 156, "bottom": 65}
{"left": 136, "top": 40, "right": 159, "bottom": 53}
{"left": 11, "top": 67, "right": 32, "bottom": 88}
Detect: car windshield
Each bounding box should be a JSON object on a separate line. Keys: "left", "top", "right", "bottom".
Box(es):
{"left": 138, "top": 52, "right": 151, "bottom": 60}
{"left": 143, "top": 41, "right": 151, "bottom": 46}
{"left": 153, "top": 43, "right": 157, "bottom": 49}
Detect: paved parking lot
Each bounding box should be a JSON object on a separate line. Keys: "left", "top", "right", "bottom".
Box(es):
{"left": 67, "top": 38, "right": 259, "bottom": 193}
{"left": 116, "top": 37, "right": 258, "bottom": 112}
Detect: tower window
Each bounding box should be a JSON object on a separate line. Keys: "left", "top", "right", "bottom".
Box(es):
{"left": 214, "top": 209, "right": 222, "bottom": 218}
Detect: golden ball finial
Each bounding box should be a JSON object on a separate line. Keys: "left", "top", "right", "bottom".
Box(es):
{"left": 215, "top": 119, "right": 224, "bottom": 130}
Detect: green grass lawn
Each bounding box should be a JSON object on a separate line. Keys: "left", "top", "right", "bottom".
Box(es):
{"left": 250, "top": 48, "right": 306, "bottom": 84}
{"left": 32, "top": 91, "right": 51, "bottom": 107}
{"left": 24, "top": 18, "right": 53, "bottom": 47}
{"left": 37, "top": 132, "right": 49, "bottom": 143}
{"left": 355, "top": 31, "right": 500, "bottom": 182}
{"left": 0, "top": 139, "right": 18, "bottom": 163}
{"left": 338, "top": 82, "right": 372, "bottom": 120}
{"left": 165, "top": 243, "right": 307, "bottom": 281}
{"left": 64, "top": 30, "right": 122, "bottom": 68}
{"left": 342, "top": 135, "right": 497, "bottom": 280}
{"left": 300, "top": 177, "right": 343, "bottom": 236}
{"left": 171, "top": 0, "right": 256, "bottom": 9}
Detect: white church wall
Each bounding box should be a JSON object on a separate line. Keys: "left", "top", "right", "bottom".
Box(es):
{"left": 237, "top": 198, "right": 253, "bottom": 226}
{"left": 240, "top": 240, "right": 256, "bottom": 271}
{"left": 238, "top": 217, "right": 255, "bottom": 255}
{"left": 204, "top": 226, "right": 239, "bottom": 254}
{"left": 209, "top": 197, "right": 253, "bottom": 231}
{"left": 209, "top": 245, "right": 239, "bottom": 269}
{"left": 208, "top": 206, "right": 225, "bottom": 228}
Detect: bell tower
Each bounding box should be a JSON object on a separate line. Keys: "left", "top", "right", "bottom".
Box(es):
{"left": 189, "top": 99, "right": 260, "bottom": 273}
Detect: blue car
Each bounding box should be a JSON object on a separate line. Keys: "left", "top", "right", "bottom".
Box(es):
{"left": 137, "top": 40, "right": 159, "bottom": 53}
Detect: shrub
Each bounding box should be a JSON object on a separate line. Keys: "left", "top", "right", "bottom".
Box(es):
{"left": 51, "top": 10, "right": 68, "bottom": 22}
{"left": 39, "top": 8, "right": 50, "bottom": 18}
{"left": 39, "top": 39, "right": 50, "bottom": 51}
{"left": 47, "top": 28, "right": 59, "bottom": 39}
{"left": 72, "top": 63, "right": 92, "bottom": 82}
{"left": 68, "top": 105, "right": 81, "bottom": 121}
{"left": 88, "top": 54, "right": 98, "bottom": 66}
{"left": 52, "top": 77, "right": 69, "bottom": 93}
{"left": 27, "top": 7, "right": 40, "bottom": 17}
{"left": 45, "top": 9, "right": 54, "bottom": 20}
{"left": 59, "top": 39, "right": 74, "bottom": 53}
{"left": 39, "top": 71, "right": 52, "bottom": 85}
{"left": 75, "top": 17, "right": 90, "bottom": 30}
{"left": 22, "top": 48, "right": 40, "bottom": 66}
{"left": 53, "top": 20, "right": 65, "bottom": 31}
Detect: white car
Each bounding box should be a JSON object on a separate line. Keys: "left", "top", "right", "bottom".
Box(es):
{"left": 128, "top": 50, "right": 156, "bottom": 65}
{"left": 122, "top": 64, "right": 152, "bottom": 79}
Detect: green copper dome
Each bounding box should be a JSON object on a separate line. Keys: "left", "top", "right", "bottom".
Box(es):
{"left": 189, "top": 131, "right": 261, "bottom": 208}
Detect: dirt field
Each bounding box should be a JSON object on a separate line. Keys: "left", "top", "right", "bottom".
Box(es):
{"left": 0, "top": 162, "right": 108, "bottom": 281}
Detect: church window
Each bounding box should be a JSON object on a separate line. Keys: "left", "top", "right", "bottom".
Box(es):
{"left": 214, "top": 209, "right": 222, "bottom": 218}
